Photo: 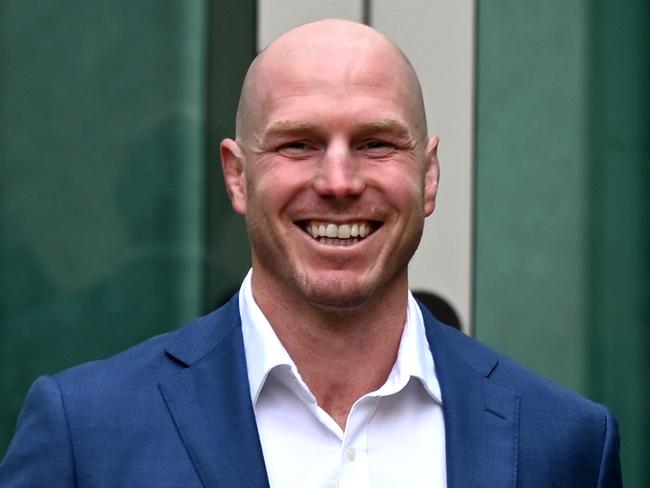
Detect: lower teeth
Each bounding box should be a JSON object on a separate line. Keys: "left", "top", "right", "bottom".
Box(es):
{"left": 318, "top": 237, "right": 359, "bottom": 246}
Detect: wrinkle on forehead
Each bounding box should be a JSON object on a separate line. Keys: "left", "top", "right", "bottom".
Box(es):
{"left": 235, "top": 19, "right": 427, "bottom": 145}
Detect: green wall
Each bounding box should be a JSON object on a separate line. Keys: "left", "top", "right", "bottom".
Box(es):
{"left": 475, "top": 0, "right": 649, "bottom": 486}
{"left": 0, "top": 0, "right": 254, "bottom": 455}
{"left": 587, "top": 0, "right": 649, "bottom": 484}
{"left": 475, "top": 0, "right": 592, "bottom": 392}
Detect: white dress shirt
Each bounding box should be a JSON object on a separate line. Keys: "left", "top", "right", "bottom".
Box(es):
{"left": 239, "top": 270, "right": 447, "bottom": 488}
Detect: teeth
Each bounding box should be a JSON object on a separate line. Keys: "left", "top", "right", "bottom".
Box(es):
{"left": 304, "top": 221, "right": 375, "bottom": 243}
{"left": 319, "top": 237, "right": 359, "bottom": 246}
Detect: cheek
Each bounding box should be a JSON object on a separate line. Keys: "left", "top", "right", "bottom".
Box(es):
{"left": 248, "top": 163, "right": 313, "bottom": 213}
{"left": 368, "top": 165, "right": 424, "bottom": 208}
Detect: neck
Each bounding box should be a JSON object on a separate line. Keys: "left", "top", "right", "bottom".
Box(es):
{"left": 251, "top": 269, "right": 409, "bottom": 429}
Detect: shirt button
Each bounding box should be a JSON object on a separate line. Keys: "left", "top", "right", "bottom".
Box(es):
{"left": 346, "top": 447, "right": 356, "bottom": 462}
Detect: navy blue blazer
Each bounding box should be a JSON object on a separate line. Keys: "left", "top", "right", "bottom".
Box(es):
{"left": 0, "top": 295, "right": 622, "bottom": 487}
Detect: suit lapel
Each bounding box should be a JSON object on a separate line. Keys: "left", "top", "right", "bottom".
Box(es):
{"left": 159, "top": 296, "right": 269, "bottom": 488}
{"left": 422, "top": 306, "right": 519, "bottom": 488}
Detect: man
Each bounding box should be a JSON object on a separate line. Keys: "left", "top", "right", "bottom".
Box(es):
{"left": 0, "top": 19, "right": 621, "bottom": 487}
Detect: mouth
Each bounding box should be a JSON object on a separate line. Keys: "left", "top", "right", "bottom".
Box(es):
{"left": 298, "top": 220, "right": 380, "bottom": 247}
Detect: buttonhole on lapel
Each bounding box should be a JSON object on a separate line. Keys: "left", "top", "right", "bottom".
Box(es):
{"left": 485, "top": 406, "right": 508, "bottom": 421}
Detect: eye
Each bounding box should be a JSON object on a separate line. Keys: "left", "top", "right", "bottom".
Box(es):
{"left": 359, "top": 139, "right": 395, "bottom": 157}
{"left": 277, "top": 141, "right": 315, "bottom": 158}
{"left": 366, "top": 140, "right": 388, "bottom": 148}
{"left": 282, "top": 141, "right": 309, "bottom": 150}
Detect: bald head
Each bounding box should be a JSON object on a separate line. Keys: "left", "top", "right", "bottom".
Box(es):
{"left": 235, "top": 19, "right": 428, "bottom": 144}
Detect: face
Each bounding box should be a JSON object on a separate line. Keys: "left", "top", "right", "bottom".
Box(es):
{"left": 222, "top": 36, "right": 439, "bottom": 311}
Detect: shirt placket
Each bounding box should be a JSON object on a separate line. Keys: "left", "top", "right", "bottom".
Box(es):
{"left": 338, "top": 396, "right": 380, "bottom": 488}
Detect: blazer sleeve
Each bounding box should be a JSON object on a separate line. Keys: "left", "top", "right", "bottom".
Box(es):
{"left": 0, "top": 376, "right": 77, "bottom": 487}
{"left": 597, "top": 408, "right": 623, "bottom": 487}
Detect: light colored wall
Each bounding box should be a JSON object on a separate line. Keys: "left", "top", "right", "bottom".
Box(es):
{"left": 258, "top": 0, "right": 362, "bottom": 48}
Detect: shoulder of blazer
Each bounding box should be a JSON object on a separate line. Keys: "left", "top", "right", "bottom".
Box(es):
{"left": 419, "top": 302, "right": 606, "bottom": 413}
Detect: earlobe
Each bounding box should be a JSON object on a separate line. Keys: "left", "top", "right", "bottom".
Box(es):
{"left": 220, "top": 138, "right": 247, "bottom": 215}
{"left": 423, "top": 136, "right": 440, "bottom": 217}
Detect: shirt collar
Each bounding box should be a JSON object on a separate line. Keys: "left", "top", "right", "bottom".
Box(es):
{"left": 239, "top": 269, "right": 295, "bottom": 406}
{"left": 239, "top": 269, "right": 442, "bottom": 407}
{"left": 390, "top": 292, "right": 442, "bottom": 403}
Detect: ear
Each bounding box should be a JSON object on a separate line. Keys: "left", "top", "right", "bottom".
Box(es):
{"left": 423, "top": 135, "right": 440, "bottom": 217}
{"left": 220, "top": 138, "right": 247, "bottom": 215}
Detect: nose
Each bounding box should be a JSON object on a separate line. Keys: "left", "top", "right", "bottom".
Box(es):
{"left": 312, "top": 145, "right": 366, "bottom": 199}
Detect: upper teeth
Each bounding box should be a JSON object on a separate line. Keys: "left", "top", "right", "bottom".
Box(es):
{"left": 306, "top": 222, "right": 372, "bottom": 239}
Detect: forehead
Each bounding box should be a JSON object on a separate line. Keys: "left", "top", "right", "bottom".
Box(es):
{"left": 245, "top": 39, "right": 422, "bottom": 138}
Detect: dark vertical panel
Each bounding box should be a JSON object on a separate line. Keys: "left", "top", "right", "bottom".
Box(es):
{"left": 587, "top": 0, "right": 650, "bottom": 485}
{"left": 0, "top": 1, "right": 206, "bottom": 454}
{"left": 203, "top": 0, "right": 256, "bottom": 309}
{"left": 362, "top": 0, "right": 372, "bottom": 26}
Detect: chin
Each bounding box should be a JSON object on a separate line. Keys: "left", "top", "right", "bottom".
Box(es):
{"left": 296, "top": 272, "right": 390, "bottom": 312}
{"left": 306, "top": 290, "right": 372, "bottom": 312}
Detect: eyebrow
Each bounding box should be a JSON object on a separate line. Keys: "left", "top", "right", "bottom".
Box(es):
{"left": 356, "top": 118, "right": 412, "bottom": 138}
{"left": 262, "top": 121, "right": 320, "bottom": 140}
{"left": 261, "top": 118, "right": 414, "bottom": 141}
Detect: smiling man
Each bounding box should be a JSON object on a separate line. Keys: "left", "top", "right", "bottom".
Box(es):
{"left": 1, "top": 19, "right": 621, "bottom": 487}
